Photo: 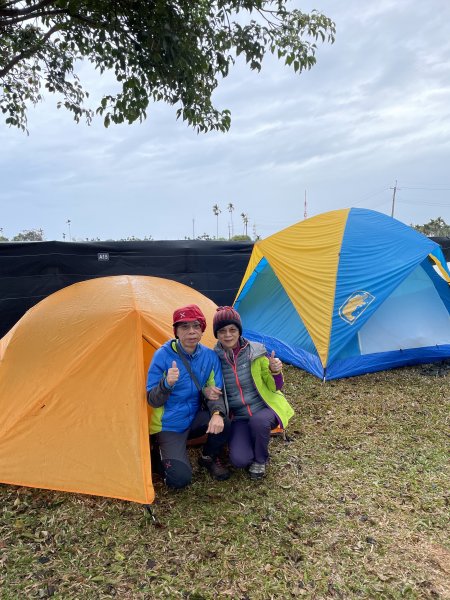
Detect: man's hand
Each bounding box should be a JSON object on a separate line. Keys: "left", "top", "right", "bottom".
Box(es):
{"left": 206, "top": 413, "right": 224, "bottom": 434}
{"left": 269, "top": 350, "right": 283, "bottom": 374}
{"left": 202, "top": 385, "right": 223, "bottom": 401}
{"left": 166, "top": 361, "right": 179, "bottom": 387}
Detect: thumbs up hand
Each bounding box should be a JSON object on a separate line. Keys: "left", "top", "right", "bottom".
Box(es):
{"left": 166, "top": 360, "right": 180, "bottom": 387}
{"left": 269, "top": 350, "right": 282, "bottom": 375}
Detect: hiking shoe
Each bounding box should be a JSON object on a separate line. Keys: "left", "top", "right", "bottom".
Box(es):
{"left": 248, "top": 462, "right": 266, "bottom": 480}
{"left": 198, "top": 455, "right": 230, "bottom": 481}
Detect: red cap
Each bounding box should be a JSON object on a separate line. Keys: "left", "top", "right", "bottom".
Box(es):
{"left": 172, "top": 304, "right": 206, "bottom": 336}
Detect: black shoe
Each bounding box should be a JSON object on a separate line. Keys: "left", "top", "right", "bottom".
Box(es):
{"left": 198, "top": 455, "right": 230, "bottom": 481}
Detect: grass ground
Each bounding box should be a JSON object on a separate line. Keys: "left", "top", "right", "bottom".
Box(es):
{"left": 1, "top": 364, "right": 449, "bottom": 599}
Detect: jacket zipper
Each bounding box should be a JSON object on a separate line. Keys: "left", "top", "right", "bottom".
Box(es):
{"left": 224, "top": 344, "right": 281, "bottom": 425}
{"left": 225, "top": 350, "right": 253, "bottom": 417}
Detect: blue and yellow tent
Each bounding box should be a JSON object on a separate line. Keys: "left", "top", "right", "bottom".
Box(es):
{"left": 234, "top": 208, "right": 450, "bottom": 380}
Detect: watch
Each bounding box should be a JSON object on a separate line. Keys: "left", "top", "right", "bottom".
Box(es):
{"left": 212, "top": 410, "right": 224, "bottom": 417}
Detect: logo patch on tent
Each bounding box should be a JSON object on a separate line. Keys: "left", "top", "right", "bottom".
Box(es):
{"left": 339, "top": 291, "right": 375, "bottom": 324}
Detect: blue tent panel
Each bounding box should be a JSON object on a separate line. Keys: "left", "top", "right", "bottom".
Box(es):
{"left": 242, "top": 329, "right": 324, "bottom": 379}
{"left": 329, "top": 208, "right": 444, "bottom": 364}
{"left": 235, "top": 257, "right": 269, "bottom": 307}
{"left": 325, "top": 345, "right": 450, "bottom": 380}
{"left": 357, "top": 263, "right": 450, "bottom": 355}
{"left": 424, "top": 258, "right": 450, "bottom": 314}
{"left": 236, "top": 261, "right": 318, "bottom": 357}
{"left": 331, "top": 262, "right": 450, "bottom": 369}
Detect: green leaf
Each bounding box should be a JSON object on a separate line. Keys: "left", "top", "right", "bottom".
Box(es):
{"left": 0, "top": 1, "right": 335, "bottom": 132}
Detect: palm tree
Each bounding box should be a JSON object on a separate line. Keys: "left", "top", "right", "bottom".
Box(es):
{"left": 212, "top": 204, "right": 221, "bottom": 239}
{"left": 241, "top": 212, "right": 249, "bottom": 236}
{"left": 227, "top": 203, "right": 234, "bottom": 238}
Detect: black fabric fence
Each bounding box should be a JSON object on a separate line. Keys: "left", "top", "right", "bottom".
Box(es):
{"left": 1, "top": 236, "right": 448, "bottom": 339}
{"left": 0, "top": 240, "right": 253, "bottom": 338}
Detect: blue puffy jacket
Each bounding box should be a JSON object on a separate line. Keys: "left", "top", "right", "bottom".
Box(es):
{"left": 146, "top": 340, "right": 223, "bottom": 434}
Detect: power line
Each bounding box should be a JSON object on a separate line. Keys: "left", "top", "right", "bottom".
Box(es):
{"left": 358, "top": 187, "right": 390, "bottom": 203}
{"left": 400, "top": 187, "right": 450, "bottom": 191}
{"left": 396, "top": 199, "right": 450, "bottom": 207}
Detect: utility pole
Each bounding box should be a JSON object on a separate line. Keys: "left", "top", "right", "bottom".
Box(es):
{"left": 192, "top": 218, "right": 195, "bottom": 239}
{"left": 390, "top": 180, "right": 398, "bottom": 218}
{"left": 66, "top": 219, "right": 71, "bottom": 241}
{"left": 304, "top": 190, "right": 307, "bottom": 219}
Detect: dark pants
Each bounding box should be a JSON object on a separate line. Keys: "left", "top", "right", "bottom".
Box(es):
{"left": 151, "top": 410, "right": 231, "bottom": 489}
{"left": 229, "top": 408, "right": 278, "bottom": 468}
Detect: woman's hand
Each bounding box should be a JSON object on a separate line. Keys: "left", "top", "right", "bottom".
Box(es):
{"left": 202, "top": 385, "right": 223, "bottom": 401}
{"left": 206, "top": 413, "right": 224, "bottom": 434}
{"left": 166, "top": 361, "right": 179, "bottom": 387}
{"left": 269, "top": 350, "right": 282, "bottom": 375}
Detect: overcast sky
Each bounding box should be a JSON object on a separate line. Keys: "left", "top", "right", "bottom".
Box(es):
{"left": 1, "top": 0, "right": 450, "bottom": 242}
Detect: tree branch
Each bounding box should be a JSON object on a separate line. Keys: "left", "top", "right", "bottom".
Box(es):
{"left": 0, "top": 0, "right": 57, "bottom": 19}
{"left": 1, "top": 8, "right": 69, "bottom": 26}
{"left": 0, "top": 23, "right": 62, "bottom": 78}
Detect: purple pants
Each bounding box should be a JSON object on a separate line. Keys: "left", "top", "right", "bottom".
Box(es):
{"left": 229, "top": 407, "right": 278, "bottom": 468}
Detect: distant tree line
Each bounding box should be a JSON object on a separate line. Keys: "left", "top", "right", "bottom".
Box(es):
{"left": 185, "top": 233, "right": 252, "bottom": 241}
{"left": 0, "top": 228, "right": 45, "bottom": 242}
{"left": 1, "top": 217, "right": 449, "bottom": 243}
{"left": 0, "top": 229, "right": 155, "bottom": 242}
{"left": 0, "top": 228, "right": 251, "bottom": 242}
{"left": 412, "top": 217, "right": 450, "bottom": 237}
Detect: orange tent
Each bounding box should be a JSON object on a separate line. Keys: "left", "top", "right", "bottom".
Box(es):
{"left": 0, "top": 275, "right": 218, "bottom": 504}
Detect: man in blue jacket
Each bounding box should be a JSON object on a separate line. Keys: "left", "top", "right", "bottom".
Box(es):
{"left": 147, "top": 304, "right": 231, "bottom": 489}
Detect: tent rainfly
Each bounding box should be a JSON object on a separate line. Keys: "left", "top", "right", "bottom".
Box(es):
{"left": 0, "top": 275, "right": 218, "bottom": 503}
{"left": 234, "top": 208, "right": 450, "bottom": 380}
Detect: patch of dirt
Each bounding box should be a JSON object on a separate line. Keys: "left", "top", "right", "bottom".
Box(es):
{"left": 415, "top": 540, "right": 450, "bottom": 599}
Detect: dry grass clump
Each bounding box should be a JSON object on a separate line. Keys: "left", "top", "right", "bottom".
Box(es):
{"left": 1, "top": 364, "right": 449, "bottom": 599}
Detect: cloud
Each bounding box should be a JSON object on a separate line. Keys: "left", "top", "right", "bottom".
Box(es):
{"left": 1, "top": 0, "right": 449, "bottom": 242}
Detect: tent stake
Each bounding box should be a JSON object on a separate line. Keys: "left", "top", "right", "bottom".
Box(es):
{"left": 144, "top": 504, "right": 156, "bottom": 520}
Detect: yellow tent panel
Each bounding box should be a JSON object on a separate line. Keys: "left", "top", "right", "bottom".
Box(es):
{"left": 237, "top": 209, "right": 349, "bottom": 365}
{"left": 0, "top": 275, "right": 218, "bottom": 504}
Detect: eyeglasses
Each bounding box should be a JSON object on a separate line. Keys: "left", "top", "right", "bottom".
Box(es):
{"left": 177, "top": 322, "right": 202, "bottom": 332}
{"left": 217, "top": 326, "right": 239, "bottom": 335}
